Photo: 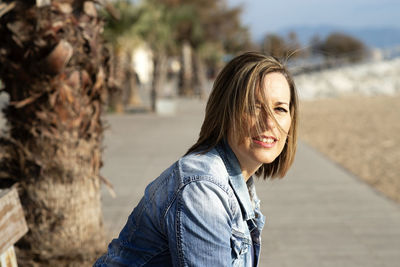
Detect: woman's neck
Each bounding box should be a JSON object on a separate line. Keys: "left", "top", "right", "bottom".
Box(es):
{"left": 240, "top": 164, "right": 261, "bottom": 182}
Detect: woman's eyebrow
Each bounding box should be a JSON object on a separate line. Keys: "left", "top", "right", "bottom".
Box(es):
{"left": 276, "top": 101, "right": 290, "bottom": 106}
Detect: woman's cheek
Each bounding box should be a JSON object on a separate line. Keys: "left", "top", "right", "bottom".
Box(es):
{"left": 281, "top": 115, "right": 292, "bottom": 133}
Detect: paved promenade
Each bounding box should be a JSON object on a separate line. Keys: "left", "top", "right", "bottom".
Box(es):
{"left": 100, "top": 98, "right": 400, "bottom": 267}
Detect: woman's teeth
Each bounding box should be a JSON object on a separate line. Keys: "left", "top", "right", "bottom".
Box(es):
{"left": 262, "top": 138, "right": 274, "bottom": 143}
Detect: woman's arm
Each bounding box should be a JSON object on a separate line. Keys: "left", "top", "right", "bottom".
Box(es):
{"left": 166, "top": 180, "right": 233, "bottom": 266}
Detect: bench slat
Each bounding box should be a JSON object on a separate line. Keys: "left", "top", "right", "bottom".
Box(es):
{"left": 0, "top": 188, "right": 28, "bottom": 255}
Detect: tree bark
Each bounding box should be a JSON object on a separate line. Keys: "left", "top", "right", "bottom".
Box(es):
{"left": 151, "top": 52, "right": 167, "bottom": 112}
{"left": 108, "top": 48, "right": 125, "bottom": 113}
{"left": 179, "top": 41, "right": 194, "bottom": 96}
{"left": 0, "top": 1, "right": 108, "bottom": 265}
{"left": 124, "top": 50, "right": 142, "bottom": 107}
{"left": 193, "top": 52, "right": 208, "bottom": 99}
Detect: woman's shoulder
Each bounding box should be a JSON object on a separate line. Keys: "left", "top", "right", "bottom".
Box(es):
{"left": 177, "top": 148, "right": 230, "bottom": 188}
{"left": 143, "top": 148, "right": 229, "bottom": 201}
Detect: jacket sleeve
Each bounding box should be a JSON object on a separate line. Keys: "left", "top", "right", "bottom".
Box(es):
{"left": 167, "top": 180, "right": 233, "bottom": 267}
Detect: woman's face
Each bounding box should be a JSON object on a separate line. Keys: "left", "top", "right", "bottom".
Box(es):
{"left": 228, "top": 72, "right": 292, "bottom": 173}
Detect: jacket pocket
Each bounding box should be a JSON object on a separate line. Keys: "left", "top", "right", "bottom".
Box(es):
{"left": 231, "top": 229, "right": 252, "bottom": 265}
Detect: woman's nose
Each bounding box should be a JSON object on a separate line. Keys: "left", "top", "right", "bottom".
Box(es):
{"left": 266, "top": 116, "right": 276, "bottom": 129}
{"left": 261, "top": 113, "right": 276, "bottom": 130}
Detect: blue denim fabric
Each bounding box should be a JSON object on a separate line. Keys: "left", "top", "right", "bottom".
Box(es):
{"left": 94, "top": 141, "right": 266, "bottom": 266}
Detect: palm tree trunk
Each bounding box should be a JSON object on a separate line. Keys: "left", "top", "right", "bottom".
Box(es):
{"left": 0, "top": 1, "right": 108, "bottom": 265}
{"left": 179, "top": 41, "right": 194, "bottom": 96}
{"left": 151, "top": 52, "right": 167, "bottom": 112}
{"left": 124, "top": 50, "right": 142, "bottom": 107}
{"left": 108, "top": 48, "right": 125, "bottom": 113}
{"left": 193, "top": 52, "right": 208, "bottom": 99}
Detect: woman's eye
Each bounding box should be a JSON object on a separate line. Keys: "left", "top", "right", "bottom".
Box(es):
{"left": 275, "top": 107, "right": 288, "bottom": 113}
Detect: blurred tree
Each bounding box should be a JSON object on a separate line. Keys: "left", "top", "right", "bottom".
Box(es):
{"left": 262, "top": 33, "right": 287, "bottom": 58}
{"left": 102, "top": 0, "right": 177, "bottom": 111}
{"left": 101, "top": 0, "right": 142, "bottom": 112}
{"left": 101, "top": 0, "right": 250, "bottom": 100}
{"left": 200, "top": 1, "right": 251, "bottom": 54}
{"left": 192, "top": 0, "right": 252, "bottom": 94}
{"left": 165, "top": 3, "right": 202, "bottom": 96}
{"left": 318, "top": 32, "right": 367, "bottom": 63}
{"left": 309, "top": 34, "right": 323, "bottom": 55}
{"left": 155, "top": 0, "right": 251, "bottom": 97}
{"left": 200, "top": 1, "right": 252, "bottom": 92}
{"left": 262, "top": 32, "right": 305, "bottom": 59}
{"left": 135, "top": 0, "right": 176, "bottom": 111}
{"left": 287, "top": 31, "right": 303, "bottom": 58}
{"left": 0, "top": 0, "right": 109, "bottom": 265}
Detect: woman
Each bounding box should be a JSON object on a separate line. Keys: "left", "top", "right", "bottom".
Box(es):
{"left": 94, "top": 52, "right": 298, "bottom": 266}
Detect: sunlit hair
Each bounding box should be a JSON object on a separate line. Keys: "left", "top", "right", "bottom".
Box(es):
{"left": 186, "top": 52, "right": 298, "bottom": 179}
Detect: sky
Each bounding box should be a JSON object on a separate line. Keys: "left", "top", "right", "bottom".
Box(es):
{"left": 226, "top": 0, "right": 400, "bottom": 40}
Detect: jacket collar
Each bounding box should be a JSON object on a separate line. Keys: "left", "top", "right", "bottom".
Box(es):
{"left": 216, "top": 140, "right": 255, "bottom": 221}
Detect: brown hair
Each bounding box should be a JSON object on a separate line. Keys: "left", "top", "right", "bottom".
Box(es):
{"left": 186, "top": 52, "right": 298, "bottom": 179}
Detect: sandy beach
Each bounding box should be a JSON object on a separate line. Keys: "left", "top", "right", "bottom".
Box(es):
{"left": 299, "top": 94, "right": 400, "bottom": 203}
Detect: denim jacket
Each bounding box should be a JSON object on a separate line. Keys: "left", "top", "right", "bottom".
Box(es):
{"left": 94, "top": 141, "right": 266, "bottom": 266}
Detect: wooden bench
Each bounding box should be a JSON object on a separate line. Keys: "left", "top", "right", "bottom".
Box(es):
{"left": 0, "top": 187, "right": 28, "bottom": 267}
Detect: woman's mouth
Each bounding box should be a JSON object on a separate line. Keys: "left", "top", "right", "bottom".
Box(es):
{"left": 252, "top": 136, "right": 277, "bottom": 148}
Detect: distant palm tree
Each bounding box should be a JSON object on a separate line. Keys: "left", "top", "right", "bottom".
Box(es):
{"left": 155, "top": 0, "right": 251, "bottom": 97}
{"left": 135, "top": 0, "right": 175, "bottom": 111}
{"left": 102, "top": 0, "right": 143, "bottom": 113}
{"left": 0, "top": 1, "right": 109, "bottom": 265}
